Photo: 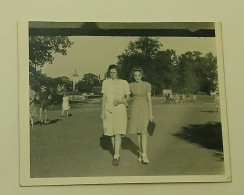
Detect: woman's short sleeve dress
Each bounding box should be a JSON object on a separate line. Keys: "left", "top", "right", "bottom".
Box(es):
{"left": 101, "top": 79, "right": 130, "bottom": 136}
{"left": 128, "top": 81, "right": 151, "bottom": 134}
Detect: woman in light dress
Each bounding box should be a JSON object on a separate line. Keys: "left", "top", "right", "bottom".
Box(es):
{"left": 61, "top": 92, "right": 70, "bottom": 117}
{"left": 101, "top": 65, "right": 130, "bottom": 166}
{"left": 128, "top": 67, "right": 153, "bottom": 164}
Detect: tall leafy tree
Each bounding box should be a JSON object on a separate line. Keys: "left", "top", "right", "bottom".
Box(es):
{"left": 29, "top": 36, "right": 73, "bottom": 91}
{"left": 29, "top": 36, "right": 73, "bottom": 70}
{"left": 77, "top": 73, "right": 101, "bottom": 92}
{"left": 153, "top": 49, "right": 178, "bottom": 93}
{"left": 177, "top": 51, "right": 202, "bottom": 93}
{"left": 196, "top": 52, "right": 218, "bottom": 94}
{"left": 117, "top": 37, "right": 162, "bottom": 83}
{"left": 53, "top": 76, "right": 73, "bottom": 94}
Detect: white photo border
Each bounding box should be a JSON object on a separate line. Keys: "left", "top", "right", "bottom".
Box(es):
{"left": 18, "top": 21, "right": 231, "bottom": 186}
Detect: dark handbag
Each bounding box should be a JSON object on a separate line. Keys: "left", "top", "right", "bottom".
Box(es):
{"left": 147, "top": 120, "right": 156, "bottom": 136}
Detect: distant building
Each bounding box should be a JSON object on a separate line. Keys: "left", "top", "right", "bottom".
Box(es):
{"left": 73, "top": 68, "right": 79, "bottom": 91}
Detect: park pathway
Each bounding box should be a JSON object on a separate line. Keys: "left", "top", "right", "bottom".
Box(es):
{"left": 30, "top": 98, "right": 224, "bottom": 178}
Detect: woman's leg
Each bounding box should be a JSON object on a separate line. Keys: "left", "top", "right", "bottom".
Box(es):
{"left": 114, "top": 134, "right": 121, "bottom": 158}
{"left": 137, "top": 134, "right": 142, "bottom": 161}
{"left": 141, "top": 132, "right": 149, "bottom": 164}
{"left": 44, "top": 109, "right": 47, "bottom": 123}
{"left": 39, "top": 108, "right": 43, "bottom": 122}
{"left": 141, "top": 133, "right": 147, "bottom": 154}
{"left": 111, "top": 136, "right": 115, "bottom": 151}
{"left": 112, "top": 134, "right": 121, "bottom": 165}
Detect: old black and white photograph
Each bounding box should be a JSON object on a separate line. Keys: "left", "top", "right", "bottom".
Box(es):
{"left": 18, "top": 22, "right": 231, "bottom": 185}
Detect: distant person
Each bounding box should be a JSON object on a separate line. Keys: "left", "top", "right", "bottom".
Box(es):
{"left": 61, "top": 92, "right": 70, "bottom": 117}
{"left": 101, "top": 64, "right": 130, "bottom": 166}
{"left": 128, "top": 67, "right": 154, "bottom": 164}
{"left": 180, "top": 94, "right": 183, "bottom": 103}
{"left": 215, "top": 92, "right": 220, "bottom": 112}
{"left": 182, "top": 94, "right": 186, "bottom": 102}
{"left": 39, "top": 86, "right": 51, "bottom": 125}
{"left": 169, "top": 94, "right": 173, "bottom": 103}
{"left": 193, "top": 94, "right": 197, "bottom": 103}
{"left": 175, "top": 93, "right": 180, "bottom": 104}
{"left": 29, "top": 86, "right": 37, "bottom": 128}
{"left": 166, "top": 92, "right": 169, "bottom": 103}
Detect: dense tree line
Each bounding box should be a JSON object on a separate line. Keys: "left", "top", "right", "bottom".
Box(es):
{"left": 29, "top": 36, "right": 218, "bottom": 100}
{"left": 117, "top": 37, "right": 218, "bottom": 95}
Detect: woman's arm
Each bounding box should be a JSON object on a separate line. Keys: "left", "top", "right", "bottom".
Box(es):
{"left": 147, "top": 93, "right": 153, "bottom": 121}
{"left": 101, "top": 94, "right": 106, "bottom": 118}
{"left": 113, "top": 94, "right": 130, "bottom": 106}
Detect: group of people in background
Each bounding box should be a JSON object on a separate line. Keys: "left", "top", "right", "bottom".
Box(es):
{"left": 29, "top": 85, "right": 70, "bottom": 128}
{"left": 166, "top": 93, "right": 197, "bottom": 104}
{"left": 101, "top": 65, "right": 153, "bottom": 166}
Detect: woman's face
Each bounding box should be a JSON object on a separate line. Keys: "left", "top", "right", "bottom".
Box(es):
{"left": 109, "top": 68, "right": 118, "bottom": 80}
{"left": 133, "top": 71, "right": 142, "bottom": 83}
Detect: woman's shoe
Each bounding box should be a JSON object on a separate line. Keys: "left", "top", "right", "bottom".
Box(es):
{"left": 113, "top": 158, "right": 120, "bottom": 166}
{"left": 138, "top": 152, "right": 142, "bottom": 162}
{"left": 141, "top": 153, "right": 149, "bottom": 164}
{"left": 113, "top": 154, "right": 120, "bottom": 165}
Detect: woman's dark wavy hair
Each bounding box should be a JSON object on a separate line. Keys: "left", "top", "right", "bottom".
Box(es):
{"left": 130, "top": 66, "right": 146, "bottom": 82}
{"left": 106, "top": 64, "right": 119, "bottom": 79}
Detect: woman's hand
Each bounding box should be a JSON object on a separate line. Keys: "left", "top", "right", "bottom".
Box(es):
{"left": 100, "top": 112, "right": 105, "bottom": 119}
{"left": 113, "top": 100, "right": 119, "bottom": 106}
{"left": 149, "top": 114, "right": 154, "bottom": 121}
{"left": 113, "top": 99, "right": 127, "bottom": 106}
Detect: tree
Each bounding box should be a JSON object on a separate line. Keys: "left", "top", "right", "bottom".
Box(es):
{"left": 196, "top": 52, "right": 218, "bottom": 94}
{"left": 117, "top": 37, "right": 181, "bottom": 94}
{"left": 117, "top": 37, "right": 162, "bottom": 86}
{"left": 29, "top": 36, "right": 73, "bottom": 70}
{"left": 77, "top": 73, "right": 101, "bottom": 92}
{"left": 53, "top": 76, "right": 73, "bottom": 94}
{"left": 29, "top": 36, "right": 73, "bottom": 95}
{"left": 177, "top": 51, "right": 202, "bottom": 93}
{"left": 153, "top": 49, "right": 178, "bottom": 93}
{"left": 177, "top": 51, "right": 218, "bottom": 94}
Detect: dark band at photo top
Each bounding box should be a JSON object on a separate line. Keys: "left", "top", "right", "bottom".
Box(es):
{"left": 28, "top": 22, "right": 215, "bottom": 37}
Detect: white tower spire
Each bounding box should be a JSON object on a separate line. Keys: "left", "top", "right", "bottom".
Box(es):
{"left": 73, "top": 68, "right": 79, "bottom": 91}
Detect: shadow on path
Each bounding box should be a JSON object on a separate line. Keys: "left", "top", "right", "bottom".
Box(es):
{"left": 173, "top": 122, "right": 223, "bottom": 154}
{"left": 121, "top": 137, "right": 140, "bottom": 157}
{"left": 99, "top": 135, "right": 139, "bottom": 158}
{"left": 48, "top": 119, "right": 62, "bottom": 124}
{"left": 200, "top": 110, "right": 216, "bottom": 113}
{"left": 99, "top": 135, "right": 113, "bottom": 155}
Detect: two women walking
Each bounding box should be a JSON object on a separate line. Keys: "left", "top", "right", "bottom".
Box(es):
{"left": 101, "top": 65, "right": 154, "bottom": 166}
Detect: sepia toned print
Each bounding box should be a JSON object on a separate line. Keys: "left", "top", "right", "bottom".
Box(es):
{"left": 18, "top": 22, "right": 231, "bottom": 186}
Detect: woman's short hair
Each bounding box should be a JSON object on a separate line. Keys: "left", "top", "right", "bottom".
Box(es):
{"left": 130, "top": 66, "right": 145, "bottom": 81}
{"left": 106, "top": 64, "right": 119, "bottom": 78}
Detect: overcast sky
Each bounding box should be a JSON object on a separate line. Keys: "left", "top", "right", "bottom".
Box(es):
{"left": 42, "top": 36, "right": 216, "bottom": 81}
